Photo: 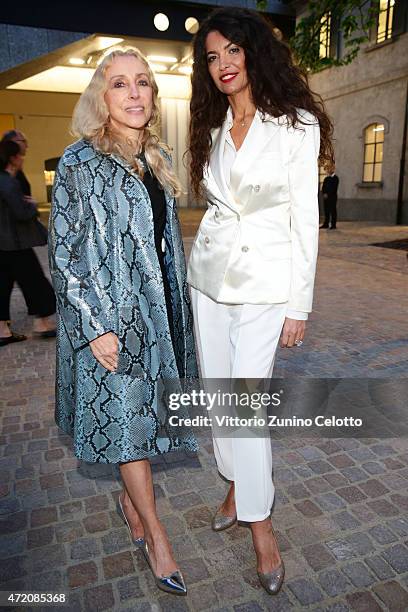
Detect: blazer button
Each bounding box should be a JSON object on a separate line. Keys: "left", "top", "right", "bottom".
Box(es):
{"left": 254, "top": 185, "right": 260, "bottom": 192}
{"left": 204, "top": 236, "right": 210, "bottom": 244}
{"left": 241, "top": 245, "right": 249, "bottom": 253}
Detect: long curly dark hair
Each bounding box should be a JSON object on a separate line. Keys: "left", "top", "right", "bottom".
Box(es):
{"left": 188, "top": 7, "right": 335, "bottom": 198}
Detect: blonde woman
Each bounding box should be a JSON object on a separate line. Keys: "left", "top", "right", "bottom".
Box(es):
{"left": 49, "top": 48, "right": 198, "bottom": 596}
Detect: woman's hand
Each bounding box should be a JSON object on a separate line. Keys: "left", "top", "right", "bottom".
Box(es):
{"left": 280, "top": 318, "right": 305, "bottom": 348}
{"left": 89, "top": 332, "right": 119, "bottom": 371}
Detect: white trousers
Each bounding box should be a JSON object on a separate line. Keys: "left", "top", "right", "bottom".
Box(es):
{"left": 190, "top": 287, "right": 287, "bottom": 522}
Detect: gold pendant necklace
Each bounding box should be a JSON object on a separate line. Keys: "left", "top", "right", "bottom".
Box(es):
{"left": 234, "top": 112, "right": 254, "bottom": 128}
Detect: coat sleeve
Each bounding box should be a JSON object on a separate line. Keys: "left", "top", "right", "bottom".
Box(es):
{"left": 2, "top": 178, "right": 37, "bottom": 222}
{"left": 48, "top": 159, "right": 113, "bottom": 350}
{"left": 287, "top": 115, "right": 320, "bottom": 313}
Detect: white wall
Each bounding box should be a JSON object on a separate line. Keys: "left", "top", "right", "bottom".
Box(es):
{"left": 1, "top": 85, "right": 194, "bottom": 206}
{"left": 0, "top": 90, "right": 78, "bottom": 203}
{"left": 160, "top": 97, "right": 191, "bottom": 207}
{"left": 307, "top": 33, "right": 408, "bottom": 221}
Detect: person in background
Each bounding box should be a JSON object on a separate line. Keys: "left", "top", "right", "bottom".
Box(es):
{"left": 1, "top": 130, "right": 32, "bottom": 196}
{"left": 320, "top": 167, "right": 339, "bottom": 229}
{"left": 0, "top": 140, "right": 56, "bottom": 346}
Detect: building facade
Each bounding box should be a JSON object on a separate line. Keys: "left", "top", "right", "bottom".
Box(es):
{"left": 0, "top": 1, "right": 294, "bottom": 207}
{"left": 1, "top": 0, "right": 406, "bottom": 221}
{"left": 294, "top": 0, "right": 408, "bottom": 223}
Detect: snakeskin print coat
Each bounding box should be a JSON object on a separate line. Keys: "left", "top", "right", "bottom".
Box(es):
{"left": 49, "top": 139, "right": 198, "bottom": 463}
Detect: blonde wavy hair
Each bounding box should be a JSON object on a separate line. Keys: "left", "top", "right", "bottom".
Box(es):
{"left": 72, "top": 47, "right": 181, "bottom": 196}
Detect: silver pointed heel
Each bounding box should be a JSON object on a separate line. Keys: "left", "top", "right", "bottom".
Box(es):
{"left": 257, "top": 560, "right": 285, "bottom": 595}
{"left": 142, "top": 541, "right": 187, "bottom": 596}
{"left": 211, "top": 507, "right": 237, "bottom": 531}
{"left": 118, "top": 495, "right": 145, "bottom": 548}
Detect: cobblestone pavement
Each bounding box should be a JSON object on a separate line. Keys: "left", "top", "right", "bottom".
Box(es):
{"left": 1, "top": 222, "right": 408, "bottom": 612}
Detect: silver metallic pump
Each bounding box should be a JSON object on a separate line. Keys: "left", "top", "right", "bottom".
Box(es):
{"left": 211, "top": 508, "right": 237, "bottom": 531}
{"left": 258, "top": 561, "right": 285, "bottom": 595}
{"left": 142, "top": 541, "right": 187, "bottom": 596}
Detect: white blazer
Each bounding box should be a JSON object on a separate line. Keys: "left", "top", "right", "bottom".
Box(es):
{"left": 187, "top": 107, "right": 320, "bottom": 313}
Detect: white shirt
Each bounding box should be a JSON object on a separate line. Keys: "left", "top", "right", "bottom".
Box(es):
{"left": 222, "top": 111, "right": 308, "bottom": 321}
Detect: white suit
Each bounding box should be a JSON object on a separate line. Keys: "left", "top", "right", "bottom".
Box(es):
{"left": 188, "top": 107, "right": 320, "bottom": 311}
{"left": 188, "top": 107, "right": 320, "bottom": 521}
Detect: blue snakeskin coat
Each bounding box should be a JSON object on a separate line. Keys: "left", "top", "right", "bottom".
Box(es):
{"left": 49, "top": 139, "right": 198, "bottom": 463}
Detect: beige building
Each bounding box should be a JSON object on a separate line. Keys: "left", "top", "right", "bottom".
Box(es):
{"left": 2, "top": 1, "right": 406, "bottom": 221}
{"left": 294, "top": 0, "right": 408, "bottom": 223}
{"left": 0, "top": 89, "right": 76, "bottom": 208}
{"left": 0, "top": 2, "right": 294, "bottom": 210}
{"left": 0, "top": 34, "right": 194, "bottom": 208}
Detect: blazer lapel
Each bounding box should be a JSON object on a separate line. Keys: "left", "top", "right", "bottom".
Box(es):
{"left": 110, "top": 152, "right": 174, "bottom": 214}
{"left": 204, "top": 111, "right": 283, "bottom": 211}
{"left": 207, "top": 115, "right": 240, "bottom": 213}
{"left": 203, "top": 162, "right": 226, "bottom": 206}
{"left": 230, "top": 112, "right": 282, "bottom": 199}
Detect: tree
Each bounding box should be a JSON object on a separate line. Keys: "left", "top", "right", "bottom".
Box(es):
{"left": 257, "top": 0, "right": 380, "bottom": 72}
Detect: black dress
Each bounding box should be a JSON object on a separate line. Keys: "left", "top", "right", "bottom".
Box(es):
{"left": 141, "top": 160, "right": 175, "bottom": 345}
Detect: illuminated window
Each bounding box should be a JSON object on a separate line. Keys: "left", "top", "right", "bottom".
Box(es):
{"left": 363, "top": 123, "right": 384, "bottom": 182}
{"left": 44, "top": 170, "right": 55, "bottom": 186}
{"left": 377, "top": 0, "right": 395, "bottom": 43}
{"left": 319, "top": 13, "right": 331, "bottom": 59}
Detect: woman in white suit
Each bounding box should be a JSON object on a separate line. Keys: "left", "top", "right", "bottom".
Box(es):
{"left": 187, "top": 8, "right": 334, "bottom": 594}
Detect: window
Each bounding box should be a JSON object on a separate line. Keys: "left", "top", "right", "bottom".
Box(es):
{"left": 377, "top": 0, "right": 395, "bottom": 43}
{"left": 319, "top": 13, "right": 331, "bottom": 58}
{"left": 363, "top": 123, "right": 384, "bottom": 182}
{"left": 44, "top": 170, "right": 55, "bottom": 186}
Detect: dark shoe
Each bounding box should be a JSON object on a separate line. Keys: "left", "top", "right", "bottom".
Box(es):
{"left": 211, "top": 508, "right": 237, "bottom": 531}
{"left": 319, "top": 224, "right": 329, "bottom": 229}
{"left": 142, "top": 541, "right": 187, "bottom": 595}
{"left": 258, "top": 560, "right": 285, "bottom": 595}
{"left": 329, "top": 226, "right": 337, "bottom": 230}
{"left": 33, "top": 329, "right": 56, "bottom": 338}
{"left": 118, "top": 495, "right": 144, "bottom": 548}
{"left": 0, "top": 332, "right": 27, "bottom": 347}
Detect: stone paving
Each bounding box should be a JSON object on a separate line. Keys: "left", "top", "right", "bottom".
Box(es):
{"left": 1, "top": 221, "right": 408, "bottom": 612}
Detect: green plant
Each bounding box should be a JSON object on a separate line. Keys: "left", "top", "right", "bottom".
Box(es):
{"left": 257, "top": 0, "right": 380, "bottom": 72}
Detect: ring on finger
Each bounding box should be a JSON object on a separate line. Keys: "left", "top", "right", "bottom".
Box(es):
{"left": 294, "top": 339, "right": 303, "bottom": 347}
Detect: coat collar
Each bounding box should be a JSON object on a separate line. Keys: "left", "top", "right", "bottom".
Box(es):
{"left": 230, "top": 109, "right": 282, "bottom": 197}
{"left": 62, "top": 139, "right": 174, "bottom": 210}
{"left": 108, "top": 151, "right": 175, "bottom": 212}
{"left": 62, "top": 139, "right": 138, "bottom": 172}
{"left": 62, "top": 139, "right": 99, "bottom": 166}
